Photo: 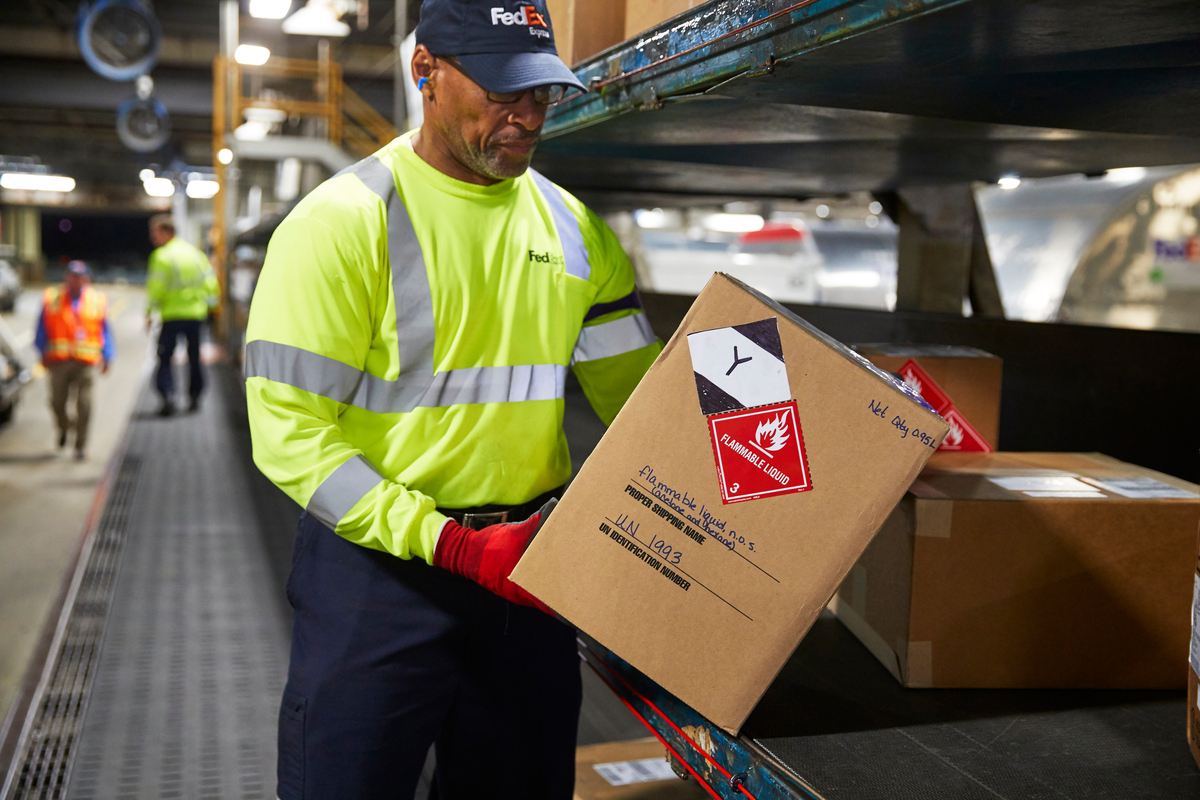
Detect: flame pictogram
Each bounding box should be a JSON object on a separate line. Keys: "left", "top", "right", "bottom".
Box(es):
{"left": 753, "top": 414, "right": 790, "bottom": 453}
{"left": 943, "top": 416, "right": 963, "bottom": 448}
{"left": 903, "top": 372, "right": 923, "bottom": 396}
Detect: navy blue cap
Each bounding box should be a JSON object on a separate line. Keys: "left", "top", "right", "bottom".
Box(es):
{"left": 67, "top": 260, "right": 91, "bottom": 277}
{"left": 416, "top": 0, "right": 586, "bottom": 94}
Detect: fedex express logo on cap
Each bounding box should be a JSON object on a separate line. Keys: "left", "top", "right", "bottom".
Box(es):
{"left": 491, "top": 5, "right": 550, "bottom": 38}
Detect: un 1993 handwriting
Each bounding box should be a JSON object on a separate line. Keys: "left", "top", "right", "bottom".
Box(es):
{"left": 599, "top": 521, "right": 691, "bottom": 592}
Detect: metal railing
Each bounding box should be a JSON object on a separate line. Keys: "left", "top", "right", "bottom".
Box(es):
{"left": 210, "top": 53, "right": 400, "bottom": 333}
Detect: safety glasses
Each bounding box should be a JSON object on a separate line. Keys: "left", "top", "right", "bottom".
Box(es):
{"left": 435, "top": 56, "right": 566, "bottom": 106}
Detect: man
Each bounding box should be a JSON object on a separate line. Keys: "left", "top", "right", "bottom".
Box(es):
{"left": 36, "top": 261, "right": 113, "bottom": 460}
{"left": 146, "top": 214, "right": 219, "bottom": 415}
{"left": 244, "top": 0, "right": 661, "bottom": 796}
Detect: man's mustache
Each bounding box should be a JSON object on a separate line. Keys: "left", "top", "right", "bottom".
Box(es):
{"left": 489, "top": 133, "right": 541, "bottom": 147}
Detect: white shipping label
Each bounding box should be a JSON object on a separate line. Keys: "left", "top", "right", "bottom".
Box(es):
{"left": 593, "top": 758, "right": 677, "bottom": 786}
{"left": 1082, "top": 477, "right": 1199, "bottom": 499}
{"left": 988, "top": 476, "right": 1100, "bottom": 494}
{"left": 1191, "top": 574, "right": 1200, "bottom": 679}
{"left": 1022, "top": 491, "right": 1109, "bottom": 499}
{"left": 688, "top": 318, "right": 790, "bottom": 415}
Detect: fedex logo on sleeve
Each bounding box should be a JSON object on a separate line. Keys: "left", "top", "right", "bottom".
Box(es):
{"left": 491, "top": 6, "right": 548, "bottom": 33}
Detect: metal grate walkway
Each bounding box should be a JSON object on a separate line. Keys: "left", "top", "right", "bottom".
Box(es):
{"left": 62, "top": 368, "right": 296, "bottom": 800}
{"left": 4, "top": 365, "right": 298, "bottom": 800}
{"left": 2, "top": 457, "right": 143, "bottom": 800}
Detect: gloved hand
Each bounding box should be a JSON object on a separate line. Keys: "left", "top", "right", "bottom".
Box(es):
{"left": 433, "top": 499, "right": 557, "bottom": 612}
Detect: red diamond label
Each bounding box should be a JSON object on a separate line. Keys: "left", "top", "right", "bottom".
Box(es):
{"left": 707, "top": 401, "right": 812, "bottom": 504}
{"left": 938, "top": 407, "right": 993, "bottom": 453}
{"left": 897, "top": 359, "right": 952, "bottom": 415}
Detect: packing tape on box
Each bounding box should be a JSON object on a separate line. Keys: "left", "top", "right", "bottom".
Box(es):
{"left": 906, "top": 640, "right": 933, "bottom": 687}
{"left": 909, "top": 479, "right": 949, "bottom": 499}
{"left": 828, "top": 595, "right": 903, "bottom": 683}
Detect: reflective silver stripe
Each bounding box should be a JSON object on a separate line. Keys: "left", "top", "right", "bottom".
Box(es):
{"left": 414, "top": 364, "right": 566, "bottom": 407}
{"left": 307, "top": 454, "right": 383, "bottom": 529}
{"left": 573, "top": 312, "right": 656, "bottom": 363}
{"left": 529, "top": 169, "right": 590, "bottom": 281}
{"left": 246, "top": 339, "right": 566, "bottom": 411}
{"left": 338, "top": 156, "right": 438, "bottom": 389}
{"left": 245, "top": 339, "right": 364, "bottom": 405}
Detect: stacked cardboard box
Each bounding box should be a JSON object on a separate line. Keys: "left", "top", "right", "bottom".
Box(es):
{"left": 854, "top": 344, "right": 1001, "bottom": 452}
{"left": 546, "top": 0, "right": 626, "bottom": 65}
{"left": 514, "top": 274, "right": 947, "bottom": 732}
{"left": 832, "top": 452, "right": 1200, "bottom": 688}
{"left": 623, "top": 0, "right": 701, "bottom": 40}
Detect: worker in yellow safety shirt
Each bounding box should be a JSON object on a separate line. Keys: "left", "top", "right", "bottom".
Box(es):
{"left": 36, "top": 260, "right": 114, "bottom": 460}
{"left": 244, "top": 0, "right": 661, "bottom": 796}
{"left": 146, "top": 213, "right": 219, "bottom": 415}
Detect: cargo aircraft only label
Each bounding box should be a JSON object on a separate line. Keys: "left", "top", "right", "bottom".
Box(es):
{"left": 707, "top": 400, "right": 812, "bottom": 504}
{"left": 687, "top": 317, "right": 790, "bottom": 416}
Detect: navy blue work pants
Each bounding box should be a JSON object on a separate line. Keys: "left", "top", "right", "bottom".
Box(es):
{"left": 278, "top": 512, "right": 582, "bottom": 800}
{"left": 156, "top": 319, "right": 204, "bottom": 401}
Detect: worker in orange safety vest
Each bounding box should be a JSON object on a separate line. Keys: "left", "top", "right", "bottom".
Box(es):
{"left": 35, "top": 261, "right": 114, "bottom": 460}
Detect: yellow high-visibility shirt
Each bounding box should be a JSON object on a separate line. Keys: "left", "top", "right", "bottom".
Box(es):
{"left": 146, "top": 237, "right": 219, "bottom": 321}
{"left": 245, "top": 132, "right": 661, "bottom": 563}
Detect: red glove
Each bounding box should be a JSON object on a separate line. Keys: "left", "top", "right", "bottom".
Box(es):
{"left": 433, "top": 501, "right": 556, "bottom": 612}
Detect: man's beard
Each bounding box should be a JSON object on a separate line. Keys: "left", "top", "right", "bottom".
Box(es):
{"left": 459, "top": 132, "right": 540, "bottom": 180}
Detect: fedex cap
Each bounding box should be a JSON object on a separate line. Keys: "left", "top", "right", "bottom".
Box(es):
{"left": 416, "top": 0, "right": 586, "bottom": 94}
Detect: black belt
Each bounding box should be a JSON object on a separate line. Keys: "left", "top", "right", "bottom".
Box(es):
{"left": 437, "top": 485, "right": 564, "bottom": 531}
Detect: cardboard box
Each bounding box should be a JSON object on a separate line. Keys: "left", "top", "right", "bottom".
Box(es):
{"left": 513, "top": 274, "right": 947, "bottom": 733}
{"left": 1189, "top": 522, "right": 1200, "bottom": 769}
{"left": 574, "top": 739, "right": 708, "bottom": 799}
{"left": 854, "top": 344, "right": 1001, "bottom": 452}
{"left": 832, "top": 451, "right": 1200, "bottom": 689}
{"left": 547, "top": 0, "right": 626, "bottom": 65}
{"left": 624, "top": 0, "right": 699, "bottom": 40}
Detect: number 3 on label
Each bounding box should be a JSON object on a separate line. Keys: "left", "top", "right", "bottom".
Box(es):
{"left": 730, "top": 482, "right": 739, "bottom": 493}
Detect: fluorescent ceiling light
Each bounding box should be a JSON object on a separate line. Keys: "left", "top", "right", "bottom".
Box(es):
{"left": 998, "top": 175, "right": 1021, "bottom": 190}
{"left": 235, "top": 45, "right": 271, "bottom": 65}
{"left": 704, "top": 213, "right": 763, "bottom": 233}
{"left": 1, "top": 173, "right": 75, "bottom": 192}
{"left": 817, "top": 270, "right": 882, "bottom": 289}
{"left": 143, "top": 177, "right": 175, "bottom": 197}
{"left": 282, "top": 1, "right": 351, "bottom": 36}
{"left": 249, "top": 0, "right": 292, "bottom": 19}
{"left": 218, "top": 148, "right": 233, "bottom": 165}
{"left": 139, "top": 168, "right": 155, "bottom": 182}
{"left": 185, "top": 180, "right": 219, "bottom": 199}
{"left": 815, "top": 204, "right": 830, "bottom": 218}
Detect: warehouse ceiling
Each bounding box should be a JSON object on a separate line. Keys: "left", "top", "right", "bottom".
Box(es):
{"left": 0, "top": 0, "right": 411, "bottom": 206}
{"left": 534, "top": 0, "right": 1200, "bottom": 203}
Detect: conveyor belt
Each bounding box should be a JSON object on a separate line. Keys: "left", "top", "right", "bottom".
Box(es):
{"left": 747, "top": 613, "right": 1198, "bottom": 800}
{"left": 586, "top": 611, "right": 1200, "bottom": 800}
